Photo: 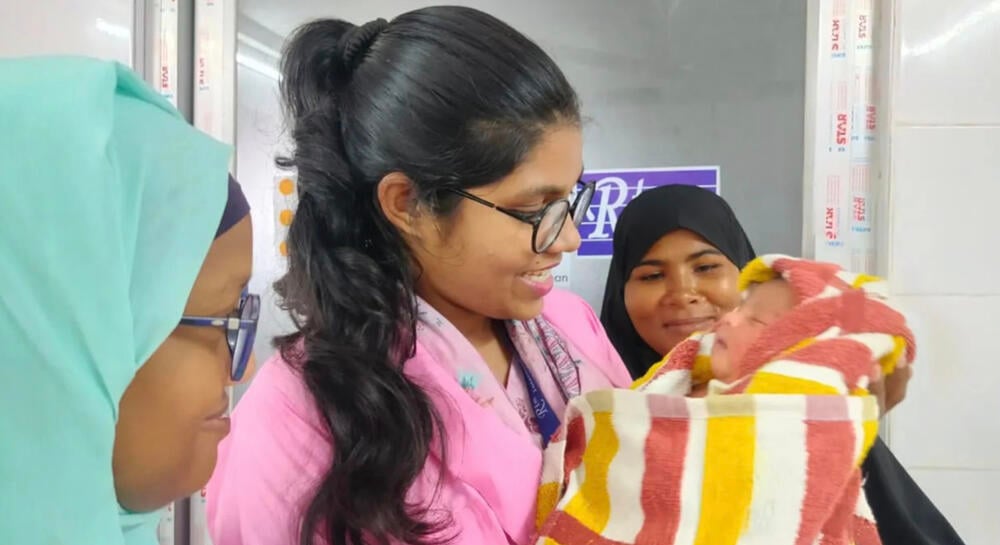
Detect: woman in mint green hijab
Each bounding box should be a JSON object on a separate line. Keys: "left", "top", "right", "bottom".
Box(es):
{"left": 0, "top": 57, "right": 257, "bottom": 544}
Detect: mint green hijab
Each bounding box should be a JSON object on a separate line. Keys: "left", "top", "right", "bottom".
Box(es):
{"left": 0, "top": 57, "right": 232, "bottom": 544}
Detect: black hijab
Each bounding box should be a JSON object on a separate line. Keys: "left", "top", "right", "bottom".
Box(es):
{"left": 599, "top": 185, "right": 755, "bottom": 379}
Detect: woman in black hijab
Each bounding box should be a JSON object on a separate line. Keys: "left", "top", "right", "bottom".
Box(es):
{"left": 600, "top": 184, "right": 965, "bottom": 545}
{"left": 601, "top": 184, "right": 755, "bottom": 378}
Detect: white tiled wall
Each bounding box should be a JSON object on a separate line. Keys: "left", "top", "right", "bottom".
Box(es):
{"left": 890, "top": 296, "right": 1000, "bottom": 470}
{"left": 0, "top": 0, "right": 134, "bottom": 63}
{"left": 886, "top": 1, "right": 1000, "bottom": 542}
{"left": 889, "top": 128, "right": 1000, "bottom": 294}
{"left": 894, "top": 0, "right": 1000, "bottom": 126}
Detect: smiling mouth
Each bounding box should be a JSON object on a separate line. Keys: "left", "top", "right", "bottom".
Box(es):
{"left": 521, "top": 261, "right": 559, "bottom": 276}
{"left": 520, "top": 269, "right": 552, "bottom": 281}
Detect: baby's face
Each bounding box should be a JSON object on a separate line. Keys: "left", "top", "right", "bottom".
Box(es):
{"left": 710, "top": 279, "right": 796, "bottom": 382}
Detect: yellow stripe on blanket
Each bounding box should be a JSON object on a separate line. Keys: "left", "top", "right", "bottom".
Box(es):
{"left": 536, "top": 482, "right": 561, "bottom": 529}
{"left": 857, "top": 396, "right": 880, "bottom": 466}
{"left": 695, "top": 396, "right": 756, "bottom": 545}
{"left": 691, "top": 354, "right": 714, "bottom": 385}
{"left": 778, "top": 337, "right": 816, "bottom": 357}
{"left": 850, "top": 272, "right": 882, "bottom": 288}
{"left": 859, "top": 418, "right": 879, "bottom": 466}
{"left": 561, "top": 411, "right": 619, "bottom": 533}
{"left": 745, "top": 371, "right": 843, "bottom": 395}
{"left": 878, "top": 335, "right": 907, "bottom": 376}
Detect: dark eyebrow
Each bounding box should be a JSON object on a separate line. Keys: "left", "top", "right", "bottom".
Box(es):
{"left": 686, "top": 249, "right": 724, "bottom": 262}
{"left": 633, "top": 249, "right": 724, "bottom": 269}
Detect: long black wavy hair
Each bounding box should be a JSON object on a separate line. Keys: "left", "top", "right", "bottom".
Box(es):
{"left": 273, "top": 6, "right": 580, "bottom": 545}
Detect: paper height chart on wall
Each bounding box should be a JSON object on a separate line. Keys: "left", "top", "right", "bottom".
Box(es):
{"left": 193, "top": 0, "right": 235, "bottom": 147}
{"left": 153, "top": 0, "right": 179, "bottom": 106}
{"left": 194, "top": 0, "right": 222, "bottom": 140}
{"left": 848, "top": 0, "right": 876, "bottom": 274}
{"left": 813, "top": 0, "right": 877, "bottom": 273}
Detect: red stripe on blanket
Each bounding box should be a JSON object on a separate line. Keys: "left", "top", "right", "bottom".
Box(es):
{"left": 772, "top": 257, "right": 847, "bottom": 300}
{"left": 853, "top": 513, "right": 882, "bottom": 545}
{"left": 657, "top": 337, "right": 702, "bottom": 376}
{"left": 819, "top": 470, "right": 862, "bottom": 545}
{"left": 797, "top": 415, "right": 859, "bottom": 545}
{"left": 564, "top": 414, "right": 586, "bottom": 479}
{"left": 784, "top": 338, "right": 878, "bottom": 387}
{"left": 541, "top": 513, "right": 632, "bottom": 545}
{"left": 634, "top": 411, "right": 689, "bottom": 544}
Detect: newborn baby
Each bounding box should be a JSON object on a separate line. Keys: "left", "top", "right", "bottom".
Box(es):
{"left": 695, "top": 277, "right": 799, "bottom": 394}
{"left": 536, "top": 255, "right": 916, "bottom": 545}
{"left": 638, "top": 255, "right": 913, "bottom": 403}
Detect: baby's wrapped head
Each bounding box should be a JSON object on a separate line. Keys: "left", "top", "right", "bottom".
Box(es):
{"left": 710, "top": 255, "right": 917, "bottom": 392}
{"left": 637, "top": 255, "right": 917, "bottom": 397}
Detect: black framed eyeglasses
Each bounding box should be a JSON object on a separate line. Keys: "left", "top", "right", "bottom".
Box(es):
{"left": 449, "top": 181, "right": 597, "bottom": 253}
{"left": 179, "top": 291, "right": 260, "bottom": 382}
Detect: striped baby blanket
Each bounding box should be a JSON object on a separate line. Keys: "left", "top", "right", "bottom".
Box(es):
{"left": 535, "top": 391, "right": 879, "bottom": 544}
{"left": 535, "top": 255, "right": 915, "bottom": 545}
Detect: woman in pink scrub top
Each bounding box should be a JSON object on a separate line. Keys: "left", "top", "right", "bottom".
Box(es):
{"left": 206, "top": 6, "right": 631, "bottom": 545}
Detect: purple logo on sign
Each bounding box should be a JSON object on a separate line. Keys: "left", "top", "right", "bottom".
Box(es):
{"left": 576, "top": 167, "right": 720, "bottom": 257}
